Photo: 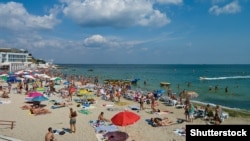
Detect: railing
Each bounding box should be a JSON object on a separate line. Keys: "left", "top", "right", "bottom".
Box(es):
{"left": 0, "top": 120, "right": 16, "bottom": 129}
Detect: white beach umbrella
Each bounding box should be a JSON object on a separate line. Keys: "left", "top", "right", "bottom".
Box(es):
{"left": 41, "top": 74, "right": 51, "bottom": 79}
{"left": 15, "top": 70, "right": 24, "bottom": 75}
{"left": 23, "top": 75, "right": 36, "bottom": 80}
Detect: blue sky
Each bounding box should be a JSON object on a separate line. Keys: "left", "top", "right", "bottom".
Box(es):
{"left": 0, "top": 0, "right": 249, "bottom": 64}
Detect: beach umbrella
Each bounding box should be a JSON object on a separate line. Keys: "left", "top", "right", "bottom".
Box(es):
{"left": 111, "top": 110, "right": 140, "bottom": 126}
{"left": 1, "top": 75, "right": 8, "bottom": 81}
{"left": 78, "top": 89, "right": 94, "bottom": 99}
{"left": 63, "top": 81, "right": 70, "bottom": 85}
{"left": 36, "top": 87, "right": 45, "bottom": 93}
{"left": 23, "top": 75, "right": 36, "bottom": 80}
{"left": 32, "top": 95, "right": 49, "bottom": 102}
{"left": 28, "top": 92, "right": 43, "bottom": 98}
{"left": 50, "top": 77, "right": 61, "bottom": 81}
{"left": 104, "top": 131, "right": 129, "bottom": 141}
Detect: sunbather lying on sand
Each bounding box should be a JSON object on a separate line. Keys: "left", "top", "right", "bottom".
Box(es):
{"left": 30, "top": 107, "right": 51, "bottom": 116}
{"left": 21, "top": 105, "right": 33, "bottom": 110}
{"left": 151, "top": 117, "right": 175, "bottom": 126}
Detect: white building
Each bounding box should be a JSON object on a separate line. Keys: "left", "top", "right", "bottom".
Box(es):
{"left": 0, "top": 48, "right": 34, "bottom": 72}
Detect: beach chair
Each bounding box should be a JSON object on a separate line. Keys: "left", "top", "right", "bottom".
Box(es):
{"left": 220, "top": 112, "right": 229, "bottom": 122}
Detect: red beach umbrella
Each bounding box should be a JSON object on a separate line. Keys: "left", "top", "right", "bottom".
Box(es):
{"left": 111, "top": 110, "right": 140, "bottom": 126}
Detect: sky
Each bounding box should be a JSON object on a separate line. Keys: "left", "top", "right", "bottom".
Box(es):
{"left": 0, "top": 0, "right": 249, "bottom": 64}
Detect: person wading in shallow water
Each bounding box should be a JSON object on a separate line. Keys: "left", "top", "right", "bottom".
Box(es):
{"left": 225, "top": 86, "right": 228, "bottom": 93}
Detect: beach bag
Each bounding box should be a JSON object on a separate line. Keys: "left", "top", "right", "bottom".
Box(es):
{"left": 59, "top": 131, "right": 65, "bottom": 135}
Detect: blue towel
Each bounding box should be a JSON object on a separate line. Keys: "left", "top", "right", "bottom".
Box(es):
{"left": 95, "top": 125, "right": 119, "bottom": 133}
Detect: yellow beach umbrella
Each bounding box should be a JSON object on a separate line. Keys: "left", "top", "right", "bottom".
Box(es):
{"left": 77, "top": 89, "right": 92, "bottom": 96}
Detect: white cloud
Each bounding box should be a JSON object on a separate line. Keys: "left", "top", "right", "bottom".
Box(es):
{"left": 156, "top": 0, "right": 183, "bottom": 5}
{"left": 83, "top": 34, "right": 143, "bottom": 50}
{"left": 83, "top": 34, "right": 108, "bottom": 47}
{"left": 0, "top": 2, "right": 60, "bottom": 31}
{"left": 61, "top": 0, "right": 170, "bottom": 27}
{"left": 209, "top": 1, "right": 241, "bottom": 15}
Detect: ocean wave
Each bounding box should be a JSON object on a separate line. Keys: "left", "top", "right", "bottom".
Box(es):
{"left": 199, "top": 75, "right": 250, "bottom": 80}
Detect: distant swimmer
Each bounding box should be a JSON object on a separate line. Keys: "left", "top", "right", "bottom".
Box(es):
{"left": 215, "top": 85, "right": 219, "bottom": 90}
{"left": 209, "top": 86, "right": 213, "bottom": 91}
{"left": 225, "top": 86, "right": 228, "bottom": 93}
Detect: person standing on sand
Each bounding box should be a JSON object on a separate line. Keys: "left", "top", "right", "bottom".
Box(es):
{"left": 45, "top": 127, "right": 57, "bottom": 141}
{"left": 115, "top": 89, "right": 121, "bottom": 102}
{"left": 68, "top": 84, "right": 74, "bottom": 102}
{"left": 139, "top": 96, "right": 144, "bottom": 110}
{"left": 69, "top": 108, "right": 77, "bottom": 133}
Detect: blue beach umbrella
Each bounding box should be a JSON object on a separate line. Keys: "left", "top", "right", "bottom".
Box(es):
{"left": 32, "top": 95, "right": 49, "bottom": 102}
{"left": 63, "top": 81, "right": 70, "bottom": 85}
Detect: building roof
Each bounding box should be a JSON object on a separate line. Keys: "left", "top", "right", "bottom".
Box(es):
{"left": 0, "top": 48, "right": 28, "bottom": 53}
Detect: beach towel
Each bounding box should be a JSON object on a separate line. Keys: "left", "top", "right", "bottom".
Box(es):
{"left": 89, "top": 120, "right": 119, "bottom": 133}
{"left": 107, "top": 107, "right": 124, "bottom": 111}
{"left": 82, "top": 105, "right": 96, "bottom": 110}
{"left": 53, "top": 129, "right": 66, "bottom": 135}
{"left": 102, "top": 104, "right": 114, "bottom": 107}
{"left": 78, "top": 109, "right": 91, "bottom": 115}
{"left": 173, "top": 128, "right": 186, "bottom": 136}
{"left": 0, "top": 100, "right": 11, "bottom": 104}
{"left": 114, "top": 101, "right": 129, "bottom": 106}
{"left": 95, "top": 133, "right": 108, "bottom": 141}
{"left": 95, "top": 124, "right": 119, "bottom": 133}
{"left": 51, "top": 105, "right": 66, "bottom": 109}
{"left": 89, "top": 120, "right": 106, "bottom": 127}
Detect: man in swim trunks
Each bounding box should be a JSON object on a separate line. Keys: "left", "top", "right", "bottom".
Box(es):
{"left": 45, "top": 127, "right": 57, "bottom": 141}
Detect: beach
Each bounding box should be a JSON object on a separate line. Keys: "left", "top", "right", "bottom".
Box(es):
{"left": 1, "top": 81, "right": 250, "bottom": 141}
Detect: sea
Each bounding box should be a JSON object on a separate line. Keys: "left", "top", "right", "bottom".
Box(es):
{"left": 56, "top": 64, "right": 250, "bottom": 111}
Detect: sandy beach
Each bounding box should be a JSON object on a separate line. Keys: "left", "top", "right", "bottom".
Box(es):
{"left": 1, "top": 82, "right": 250, "bottom": 141}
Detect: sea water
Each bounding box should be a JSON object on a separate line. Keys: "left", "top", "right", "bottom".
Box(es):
{"left": 56, "top": 64, "right": 250, "bottom": 110}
